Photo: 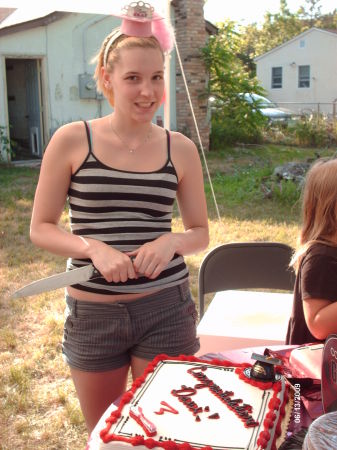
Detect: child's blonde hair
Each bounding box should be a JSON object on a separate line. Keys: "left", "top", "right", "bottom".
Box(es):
{"left": 93, "top": 33, "right": 163, "bottom": 106}
{"left": 291, "top": 157, "right": 337, "bottom": 272}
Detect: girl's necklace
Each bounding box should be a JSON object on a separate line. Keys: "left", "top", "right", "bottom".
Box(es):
{"left": 110, "top": 117, "right": 153, "bottom": 154}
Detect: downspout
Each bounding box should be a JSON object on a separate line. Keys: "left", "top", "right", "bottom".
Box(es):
{"left": 73, "top": 14, "right": 107, "bottom": 117}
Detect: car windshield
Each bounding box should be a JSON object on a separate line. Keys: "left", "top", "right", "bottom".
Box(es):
{"left": 243, "top": 94, "right": 278, "bottom": 109}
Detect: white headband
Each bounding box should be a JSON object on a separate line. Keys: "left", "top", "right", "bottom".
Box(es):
{"left": 103, "top": 28, "right": 123, "bottom": 67}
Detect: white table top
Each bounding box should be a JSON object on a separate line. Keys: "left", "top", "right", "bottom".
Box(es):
{"left": 196, "top": 290, "right": 293, "bottom": 355}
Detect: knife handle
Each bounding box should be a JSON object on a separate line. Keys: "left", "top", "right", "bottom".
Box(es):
{"left": 91, "top": 268, "right": 102, "bottom": 279}
{"left": 90, "top": 257, "right": 136, "bottom": 280}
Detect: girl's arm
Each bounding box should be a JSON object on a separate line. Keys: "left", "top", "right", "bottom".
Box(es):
{"left": 30, "top": 122, "right": 88, "bottom": 257}
{"left": 303, "top": 298, "right": 337, "bottom": 340}
{"left": 30, "top": 122, "right": 136, "bottom": 283}
{"left": 170, "top": 132, "right": 209, "bottom": 255}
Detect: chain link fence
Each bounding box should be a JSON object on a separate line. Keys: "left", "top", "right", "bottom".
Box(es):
{"left": 277, "top": 101, "right": 337, "bottom": 118}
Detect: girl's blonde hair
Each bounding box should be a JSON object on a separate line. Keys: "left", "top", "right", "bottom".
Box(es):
{"left": 291, "top": 157, "right": 337, "bottom": 272}
{"left": 93, "top": 32, "right": 163, "bottom": 106}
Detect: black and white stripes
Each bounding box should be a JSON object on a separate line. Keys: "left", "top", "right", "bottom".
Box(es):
{"left": 66, "top": 126, "right": 188, "bottom": 294}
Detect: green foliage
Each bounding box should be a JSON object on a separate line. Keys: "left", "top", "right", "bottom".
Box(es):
{"left": 0, "top": 125, "right": 17, "bottom": 162}
{"left": 257, "top": 0, "right": 305, "bottom": 55}
{"left": 202, "top": 22, "right": 267, "bottom": 147}
{"left": 235, "top": 0, "right": 337, "bottom": 76}
{"left": 210, "top": 112, "right": 263, "bottom": 147}
{"left": 292, "top": 115, "right": 337, "bottom": 147}
{"left": 271, "top": 179, "right": 301, "bottom": 207}
{"left": 203, "top": 144, "right": 335, "bottom": 222}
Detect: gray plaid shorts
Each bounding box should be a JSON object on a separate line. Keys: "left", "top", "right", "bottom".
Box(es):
{"left": 62, "top": 280, "right": 200, "bottom": 372}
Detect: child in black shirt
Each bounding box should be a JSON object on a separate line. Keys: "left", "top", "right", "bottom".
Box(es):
{"left": 286, "top": 158, "right": 337, "bottom": 345}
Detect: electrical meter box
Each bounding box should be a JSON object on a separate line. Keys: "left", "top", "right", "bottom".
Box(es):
{"left": 79, "top": 73, "right": 99, "bottom": 99}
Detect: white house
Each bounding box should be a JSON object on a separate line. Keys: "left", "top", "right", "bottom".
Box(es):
{"left": 254, "top": 28, "right": 337, "bottom": 116}
{"left": 0, "top": 1, "right": 214, "bottom": 161}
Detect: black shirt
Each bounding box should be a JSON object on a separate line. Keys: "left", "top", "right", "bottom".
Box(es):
{"left": 286, "top": 243, "right": 337, "bottom": 345}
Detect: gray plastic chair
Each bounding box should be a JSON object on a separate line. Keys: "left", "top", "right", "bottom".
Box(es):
{"left": 198, "top": 242, "right": 295, "bottom": 319}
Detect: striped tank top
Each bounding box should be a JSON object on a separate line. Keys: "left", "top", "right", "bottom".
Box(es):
{"left": 66, "top": 121, "right": 189, "bottom": 294}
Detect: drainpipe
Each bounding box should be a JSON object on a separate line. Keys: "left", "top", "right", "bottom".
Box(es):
{"left": 76, "top": 14, "right": 107, "bottom": 118}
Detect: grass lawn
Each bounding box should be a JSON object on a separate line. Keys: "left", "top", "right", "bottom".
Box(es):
{"left": 0, "top": 144, "right": 334, "bottom": 449}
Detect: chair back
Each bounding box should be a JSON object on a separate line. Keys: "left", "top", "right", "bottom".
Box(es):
{"left": 198, "top": 242, "right": 295, "bottom": 318}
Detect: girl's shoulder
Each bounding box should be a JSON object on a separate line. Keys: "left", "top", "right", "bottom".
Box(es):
{"left": 43, "top": 121, "right": 90, "bottom": 170}
{"left": 169, "top": 129, "right": 195, "bottom": 146}
{"left": 168, "top": 130, "right": 199, "bottom": 158}
{"left": 51, "top": 121, "right": 87, "bottom": 143}
{"left": 304, "top": 242, "right": 337, "bottom": 264}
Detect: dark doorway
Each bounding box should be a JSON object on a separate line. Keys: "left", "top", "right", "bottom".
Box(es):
{"left": 6, "top": 58, "right": 44, "bottom": 160}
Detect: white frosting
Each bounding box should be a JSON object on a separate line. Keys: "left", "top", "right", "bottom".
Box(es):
{"left": 90, "top": 359, "right": 289, "bottom": 450}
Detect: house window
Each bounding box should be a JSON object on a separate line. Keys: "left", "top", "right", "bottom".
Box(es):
{"left": 300, "top": 40, "right": 305, "bottom": 48}
{"left": 298, "top": 65, "right": 310, "bottom": 88}
{"left": 271, "top": 67, "right": 282, "bottom": 88}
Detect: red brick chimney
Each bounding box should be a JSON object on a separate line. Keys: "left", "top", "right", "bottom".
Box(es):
{"left": 172, "top": 0, "right": 210, "bottom": 151}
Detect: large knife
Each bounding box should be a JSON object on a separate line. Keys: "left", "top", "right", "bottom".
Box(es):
{"left": 11, "top": 265, "right": 101, "bottom": 299}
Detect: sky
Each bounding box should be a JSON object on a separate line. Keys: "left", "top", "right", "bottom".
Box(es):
{"left": 0, "top": 0, "right": 336, "bottom": 25}
{"left": 203, "top": 0, "right": 336, "bottom": 25}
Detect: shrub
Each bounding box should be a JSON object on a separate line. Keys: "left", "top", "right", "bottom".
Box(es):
{"left": 0, "top": 125, "right": 16, "bottom": 162}
{"left": 292, "top": 115, "right": 335, "bottom": 147}
{"left": 210, "top": 111, "right": 264, "bottom": 148}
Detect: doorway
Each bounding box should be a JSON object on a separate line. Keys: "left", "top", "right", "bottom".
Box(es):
{"left": 5, "top": 58, "right": 44, "bottom": 160}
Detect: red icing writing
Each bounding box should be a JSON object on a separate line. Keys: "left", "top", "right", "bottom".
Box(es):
{"left": 171, "top": 385, "right": 197, "bottom": 397}
{"left": 154, "top": 401, "right": 178, "bottom": 415}
{"left": 171, "top": 389, "right": 204, "bottom": 416}
{"left": 186, "top": 366, "right": 259, "bottom": 428}
{"left": 208, "top": 413, "right": 220, "bottom": 419}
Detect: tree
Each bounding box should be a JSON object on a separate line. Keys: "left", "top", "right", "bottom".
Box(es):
{"left": 256, "top": 0, "right": 304, "bottom": 55}
{"left": 202, "top": 21, "right": 267, "bottom": 146}
{"left": 236, "top": 0, "right": 336, "bottom": 76}
{"left": 236, "top": 0, "right": 304, "bottom": 77}
{"left": 299, "top": 0, "right": 322, "bottom": 26}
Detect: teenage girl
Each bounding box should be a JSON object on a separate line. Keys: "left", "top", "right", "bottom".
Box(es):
{"left": 30, "top": 4, "right": 209, "bottom": 432}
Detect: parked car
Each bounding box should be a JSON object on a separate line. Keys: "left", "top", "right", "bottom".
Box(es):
{"left": 240, "top": 93, "right": 294, "bottom": 124}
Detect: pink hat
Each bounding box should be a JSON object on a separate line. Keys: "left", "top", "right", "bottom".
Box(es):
{"left": 103, "top": 1, "right": 174, "bottom": 66}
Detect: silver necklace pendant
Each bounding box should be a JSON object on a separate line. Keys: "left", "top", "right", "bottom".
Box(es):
{"left": 110, "top": 115, "right": 152, "bottom": 154}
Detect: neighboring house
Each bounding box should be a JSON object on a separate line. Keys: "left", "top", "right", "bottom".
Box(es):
{"left": 0, "top": 0, "right": 212, "bottom": 161}
{"left": 254, "top": 28, "right": 337, "bottom": 115}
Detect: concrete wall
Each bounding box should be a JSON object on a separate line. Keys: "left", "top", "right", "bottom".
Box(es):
{"left": 256, "top": 29, "right": 337, "bottom": 114}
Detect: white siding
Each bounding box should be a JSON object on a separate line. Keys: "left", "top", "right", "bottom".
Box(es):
{"left": 255, "top": 29, "right": 337, "bottom": 114}
{"left": 0, "top": 12, "right": 168, "bottom": 158}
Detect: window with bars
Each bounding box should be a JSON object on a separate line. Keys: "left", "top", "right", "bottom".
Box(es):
{"left": 299, "top": 65, "right": 310, "bottom": 88}
{"left": 271, "top": 66, "right": 282, "bottom": 88}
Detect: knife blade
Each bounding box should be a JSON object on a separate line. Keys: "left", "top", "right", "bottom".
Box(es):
{"left": 11, "top": 264, "right": 101, "bottom": 299}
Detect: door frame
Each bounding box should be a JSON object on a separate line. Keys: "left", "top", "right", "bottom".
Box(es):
{"left": 3, "top": 55, "right": 48, "bottom": 161}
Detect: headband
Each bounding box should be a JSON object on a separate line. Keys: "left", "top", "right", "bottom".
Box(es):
{"left": 103, "top": 1, "right": 174, "bottom": 67}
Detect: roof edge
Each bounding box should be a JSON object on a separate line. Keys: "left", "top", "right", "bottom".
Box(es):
{"left": 254, "top": 27, "right": 337, "bottom": 62}
{"left": 0, "top": 11, "right": 71, "bottom": 37}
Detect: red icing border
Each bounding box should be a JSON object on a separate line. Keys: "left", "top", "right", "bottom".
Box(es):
{"left": 99, "top": 354, "right": 289, "bottom": 450}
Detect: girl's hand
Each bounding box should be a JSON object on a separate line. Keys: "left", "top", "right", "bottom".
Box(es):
{"left": 87, "top": 239, "right": 137, "bottom": 283}
{"left": 126, "top": 234, "right": 176, "bottom": 279}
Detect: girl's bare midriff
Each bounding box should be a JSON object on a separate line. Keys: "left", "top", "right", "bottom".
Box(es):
{"left": 67, "top": 285, "right": 160, "bottom": 303}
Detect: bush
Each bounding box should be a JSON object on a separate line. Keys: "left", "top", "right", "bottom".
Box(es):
{"left": 0, "top": 125, "right": 17, "bottom": 162}
{"left": 292, "top": 115, "right": 336, "bottom": 147}
{"left": 210, "top": 112, "right": 264, "bottom": 148}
